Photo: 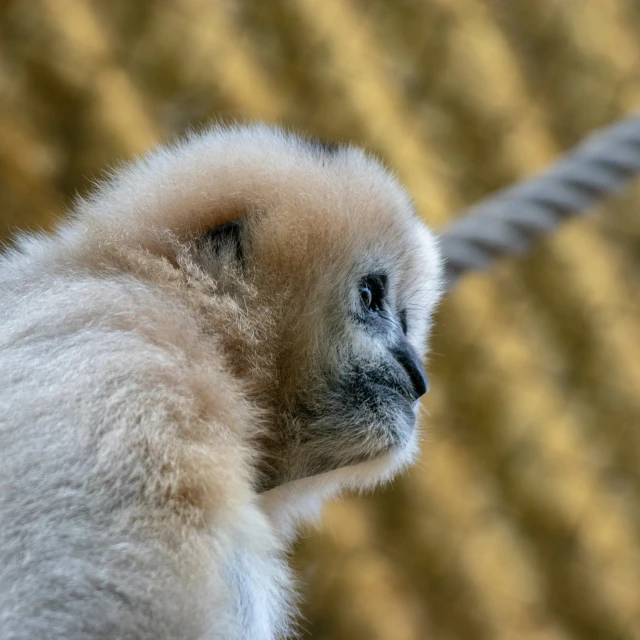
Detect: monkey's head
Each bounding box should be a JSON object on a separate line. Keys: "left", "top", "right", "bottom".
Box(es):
{"left": 74, "top": 125, "right": 443, "bottom": 496}
{"left": 186, "top": 129, "right": 443, "bottom": 492}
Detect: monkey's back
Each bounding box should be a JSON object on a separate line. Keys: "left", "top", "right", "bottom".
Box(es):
{"left": 0, "top": 245, "right": 292, "bottom": 639}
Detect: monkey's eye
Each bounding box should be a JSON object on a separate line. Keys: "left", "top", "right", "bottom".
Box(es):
{"left": 360, "top": 285, "right": 373, "bottom": 310}
{"left": 359, "top": 275, "right": 386, "bottom": 313}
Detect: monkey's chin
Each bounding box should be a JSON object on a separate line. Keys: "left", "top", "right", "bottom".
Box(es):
{"left": 259, "top": 416, "right": 420, "bottom": 540}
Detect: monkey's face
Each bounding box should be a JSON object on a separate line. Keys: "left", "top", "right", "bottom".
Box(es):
{"left": 281, "top": 259, "right": 436, "bottom": 486}
{"left": 208, "top": 205, "right": 439, "bottom": 491}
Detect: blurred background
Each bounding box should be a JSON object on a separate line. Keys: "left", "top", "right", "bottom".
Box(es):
{"left": 2, "top": 0, "right": 640, "bottom": 638}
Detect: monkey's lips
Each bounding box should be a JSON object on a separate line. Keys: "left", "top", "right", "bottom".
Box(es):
{"left": 368, "top": 378, "right": 418, "bottom": 409}
{"left": 366, "top": 381, "right": 419, "bottom": 429}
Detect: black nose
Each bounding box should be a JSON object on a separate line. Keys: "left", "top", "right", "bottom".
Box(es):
{"left": 391, "top": 341, "right": 429, "bottom": 400}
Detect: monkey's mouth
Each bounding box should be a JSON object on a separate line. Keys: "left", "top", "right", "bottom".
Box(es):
{"left": 366, "top": 377, "right": 419, "bottom": 410}
{"left": 367, "top": 382, "right": 417, "bottom": 426}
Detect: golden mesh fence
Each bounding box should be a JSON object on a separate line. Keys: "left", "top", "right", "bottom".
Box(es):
{"left": 2, "top": 1, "right": 640, "bottom": 638}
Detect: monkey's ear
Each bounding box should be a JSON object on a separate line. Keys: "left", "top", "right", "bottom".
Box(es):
{"left": 197, "top": 220, "right": 244, "bottom": 270}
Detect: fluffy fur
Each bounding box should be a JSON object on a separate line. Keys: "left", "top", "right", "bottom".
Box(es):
{"left": 0, "top": 125, "right": 443, "bottom": 639}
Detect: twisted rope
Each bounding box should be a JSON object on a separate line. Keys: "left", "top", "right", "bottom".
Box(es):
{"left": 439, "top": 114, "right": 640, "bottom": 289}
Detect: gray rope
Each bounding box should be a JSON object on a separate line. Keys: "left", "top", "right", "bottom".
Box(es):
{"left": 439, "top": 114, "right": 640, "bottom": 289}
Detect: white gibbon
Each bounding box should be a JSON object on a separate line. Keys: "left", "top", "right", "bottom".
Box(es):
{"left": 0, "top": 125, "right": 443, "bottom": 639}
